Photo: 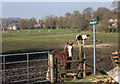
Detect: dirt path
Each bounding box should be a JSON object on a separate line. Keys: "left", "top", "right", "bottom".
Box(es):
{"left": 73, "top": 43, "right": 114, "bottom": 48}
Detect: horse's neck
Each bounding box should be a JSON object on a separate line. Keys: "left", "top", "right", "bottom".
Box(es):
{"left": 64, "top": 47, "right": 69, "bottom": 58}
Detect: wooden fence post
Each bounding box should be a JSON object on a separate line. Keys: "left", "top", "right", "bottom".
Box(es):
{"left": 56, "top": 58, "right": 60, "bottom": 82}
{"left": 83, "top": 53, "right": 86, "bottom": 77}
{"left": 56, "top": 58, "right": 58, "bottom": 82}
{"left": 78, "top": 42, "right": 83, "bottom": 78}
{"left": 58, "top": 59, "right": 60, "bottom": 82}
{"left": 78, "top": 42, "right": 83, "bottom": 59}
{"left": 50, "top": 54, "right": 54, "bottom": 82}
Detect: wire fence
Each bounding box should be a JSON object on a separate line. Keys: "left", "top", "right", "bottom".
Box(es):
{"left": 0, "top": 51, "right": 50, "bottom": 83}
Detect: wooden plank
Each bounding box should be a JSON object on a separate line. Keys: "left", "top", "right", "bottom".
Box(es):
{"left": 112, "top": 51, "right": 120, "bottom": 55}
{"left": 66, "top": 73, "right": 77, "bottom": 76}
{"left": 66, "top": 69, "right": 78, "bottom": 72}
{"left": 59, "top": 60, "right": 83, "bottom": 63}
{"left": 114, "top": 60, "right": 119, "bottom": 62}
{"left": 111, "top": 55, "right": 116, "bottom": 67}
{"left": 112, "top": 56, "right": 119, "bottom": 58}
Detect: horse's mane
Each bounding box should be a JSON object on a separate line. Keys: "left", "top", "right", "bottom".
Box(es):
{"left": 64, "top": 45, "right": 68, "bottom": 54}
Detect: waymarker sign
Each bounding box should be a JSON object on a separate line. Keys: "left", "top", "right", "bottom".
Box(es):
{"left": 90, "top": 20, "right": 98, "bottom": 25}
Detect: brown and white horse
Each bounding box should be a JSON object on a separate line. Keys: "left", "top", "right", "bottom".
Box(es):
{"left": 46, "top": 42, "right": 73, "bottom": 80}
{"left": 51, "top": 42, "right": 73, "bottom": 69}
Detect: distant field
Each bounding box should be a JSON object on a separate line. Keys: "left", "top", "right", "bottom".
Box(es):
{"left": 3, "top": 29, "right": 75, "bottom": 36}
{"left": 2, "top": 29, "right": 118, "bottom": 54}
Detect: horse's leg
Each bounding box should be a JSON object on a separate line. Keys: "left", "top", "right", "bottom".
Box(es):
{"left": 83, "top": 40, "right": 85, "bottom": 45}
{"left": 67, "top": 63, "right": 71, "bottom": 70}
{"left": 66, "top": 57, "right": 72, "bottom": 70}
{"left": 64, "top": 63, "right": 67, "bottom": 70}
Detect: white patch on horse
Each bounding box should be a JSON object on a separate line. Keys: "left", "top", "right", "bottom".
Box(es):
{"left": 68, "top": 45, "right": 72, "bottom": 57}
{"left": 82, "top": 35, "right": 88, "bottom": 40}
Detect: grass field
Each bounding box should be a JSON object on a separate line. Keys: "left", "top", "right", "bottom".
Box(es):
{"left": 2, "top": 29, "right": 118, "bottom": 54}
{"left": 3, "top": 29, "right": 75, "bottom": 36}
{"left": 2, "top": 29, "right": 119, "bottom": 83}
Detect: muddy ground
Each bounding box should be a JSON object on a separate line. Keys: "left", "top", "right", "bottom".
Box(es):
{"left": 72, "top": 40, "right": 118, "bottom": 73}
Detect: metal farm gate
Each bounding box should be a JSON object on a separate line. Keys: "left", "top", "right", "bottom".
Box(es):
{"left": 0, "top": 51, "right": 50, "bottom": 83}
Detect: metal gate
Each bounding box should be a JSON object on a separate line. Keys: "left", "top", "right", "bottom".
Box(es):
{"left": 0, "top": 51, "right": 50, "bottom": 83}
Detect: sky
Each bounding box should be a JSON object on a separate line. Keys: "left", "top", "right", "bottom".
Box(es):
{"left": 1, "top": 0, "right": 114, "bottom": 2}
{"left": 2, "top": 2, "right": 114, "bottom": 20}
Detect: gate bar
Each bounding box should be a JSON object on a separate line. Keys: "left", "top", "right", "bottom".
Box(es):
{"left": 27, "top": 54, "right": 29, "bottom": 83}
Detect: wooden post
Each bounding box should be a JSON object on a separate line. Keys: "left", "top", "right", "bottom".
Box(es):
{"left": 78, "top": 41, "right": 83, "bottom": 59}
{"left": 56, "top": 58, "right": 60, "bottom": 82}
{"left": 83, "top": 53, "right": 86, "bottom": 77}
{"left": 77, "top": 41, "right": 83, "bottom": 78}
{"left": 56, "top": 58, "right": 58, "bottom": 82}
{"left": 50, "top": 54, "right": 54, "bottom": 82}
{"left": 57, "top": 59, "right": 60, "bottom": 82}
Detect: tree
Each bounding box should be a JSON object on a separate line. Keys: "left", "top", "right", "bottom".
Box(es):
{"left": 82, "top": 7, "right": 94, "bottom": 21}
{"left": 94, "top": 7, "right": 114, "bottom": 32}
{"left": 73, "top": 10, "right": 80, "bottom": 16}
{"left": 65, "top": 12, "right": 72, "bottom": 17}
{"left": 44, "top": 15, "right": 58, "bottom": 29}
{"left": 56, "top": 17, "right": 63, "bottom": 29}
{"left": 18, "top": 18, "right": 36, "bottom": 29}
{"left": 94, "top": 7, "right": 113, "bottom": 21}
{"left": 30, "top": 17, "right": 37, "bottom": 28}
{"left": 83, "top": 7, "right": 94, "bottom": 15}
{"left": 18, "top": 19, "right": 27, "bottom": 29}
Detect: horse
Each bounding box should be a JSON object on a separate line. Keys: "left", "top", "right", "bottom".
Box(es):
{"left": 51, "top": 42, "right": 73, "bottom": 69}
{"left": 75, "top": 34, "right": 90, "bottom": 45}
{"left": 46, "top": 42, "right": 73, "bottom": 80}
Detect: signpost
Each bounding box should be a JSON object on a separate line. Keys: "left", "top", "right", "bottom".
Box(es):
{"left": 90, "top": 20, "right": 98, "bottom": 74}
{"left": 90, "top": 20, "right": 98, "bottom": 25}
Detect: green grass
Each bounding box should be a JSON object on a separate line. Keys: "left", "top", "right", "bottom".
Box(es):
{"left": 95, "top": 33, "right": 118, "bottom": 43}
{"left": 2, "top": 29, "right": 118, "bottom": 54}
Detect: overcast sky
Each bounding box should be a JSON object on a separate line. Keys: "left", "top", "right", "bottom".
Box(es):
{"left": 2, "top": 1, "right": 114, "bottom": 20}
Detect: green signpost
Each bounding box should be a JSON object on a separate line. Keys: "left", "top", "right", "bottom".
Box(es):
{"left": 90, "top": 20, "right": 98, "bottom": 75}
{"left": 90, "top": 20, "right": 98, "bottom": 25}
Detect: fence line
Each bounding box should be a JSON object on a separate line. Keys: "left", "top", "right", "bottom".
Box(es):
{"left": 0, "top": 51, "right": 50, "bottom": 83}
{"left": 0, "top": 51, "right": 49, "bottom": 57}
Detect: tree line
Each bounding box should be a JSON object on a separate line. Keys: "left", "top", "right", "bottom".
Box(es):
{"left": 2, "top": 6, "right": 118, "bottom": 33}
{"left": 43, "top": 7, "right": 118, "bottom": 33}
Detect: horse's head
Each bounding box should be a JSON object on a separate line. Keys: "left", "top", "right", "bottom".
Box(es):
{"left": 65, "top": 42, "right": 73, "bottom": 57}
{"left": 86, "top": 35, "right": 90, "bottom": 39}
